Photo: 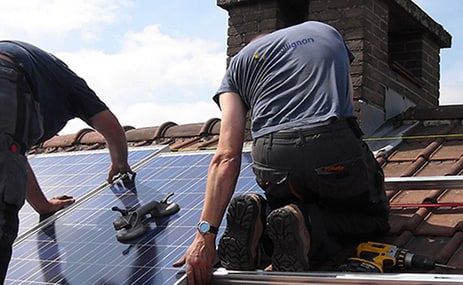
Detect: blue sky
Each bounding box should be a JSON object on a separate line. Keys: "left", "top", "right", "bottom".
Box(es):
{"left": 0, "top": 1, "right": 460, "bottom": 134}
{"left": 415, "top": 0, "right": 463, "bottom": 106}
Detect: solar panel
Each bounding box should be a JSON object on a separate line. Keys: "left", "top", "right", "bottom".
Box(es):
{"left": 18, "top": 146, "right": 166, "bottom": 238}
{"left": 7, "top": 149, "right": 263, "bottom": 284}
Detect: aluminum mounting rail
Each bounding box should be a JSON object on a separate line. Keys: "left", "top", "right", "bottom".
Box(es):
{"left": 384, "top": 175, "right": 463, "bottom": 190}
{"left": 174, "top": 269, "right": 463, "bottom": 285}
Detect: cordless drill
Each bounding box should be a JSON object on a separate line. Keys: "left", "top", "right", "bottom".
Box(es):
{"left": 356, "top": 241, "right": 456, "bottom": 272}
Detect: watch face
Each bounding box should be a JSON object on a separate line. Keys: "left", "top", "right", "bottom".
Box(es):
{"left": 198, "top": 221, "right": 210, "bottom": 233}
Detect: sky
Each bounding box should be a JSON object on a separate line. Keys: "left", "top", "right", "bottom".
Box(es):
{"left": 0, "top": 0, "right": 461, "bottom": 135}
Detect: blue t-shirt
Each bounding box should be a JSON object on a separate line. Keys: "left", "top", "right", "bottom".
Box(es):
{"left": 214, "top": 21, "right": 354, "bottom": 138}
{"left": 0, "top": 40, "right": 108, "bottom": 143}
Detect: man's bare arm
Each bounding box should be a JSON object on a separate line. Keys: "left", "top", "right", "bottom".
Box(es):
{"left": 26, "top": 161, "right": 75, "bottom": 215}
{"left": 88, "top": 110, "right": 133, "bottom": 183}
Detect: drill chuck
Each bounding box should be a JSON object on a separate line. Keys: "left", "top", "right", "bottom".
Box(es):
{"left": 409, "top": 254, "right": 456, "bottom": 270}
{"left": 407, "top": 253, "right": 436, "bottom": 270}
{"left": 397, "top": 247, "right": 455, "bottom": 270}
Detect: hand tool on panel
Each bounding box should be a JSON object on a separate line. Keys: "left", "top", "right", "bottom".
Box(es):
{"left": 112, "top": 192, "right": 180, "bottom": 242}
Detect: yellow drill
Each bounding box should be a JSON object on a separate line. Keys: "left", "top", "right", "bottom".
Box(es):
{"left": 356, "top": 241, "right": 456, "bottom": 272}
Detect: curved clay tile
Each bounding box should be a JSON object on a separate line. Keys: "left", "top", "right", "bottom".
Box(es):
{"left": 163, "top": 122, "right": 203, "bottom": 138}
{"left": 200, "top": 118, "right": 221, "bottom": 136}
{"left": 155, "top": 121, "right": 178, "bottom": 138}
{"left": 79, "top": 130, "right": 106, "bottom": 145}
{"left": 122, "top": 125, "right": 135, "bottom": 132}
{"left": 198, "top": 137, "right": 220, "bottom": 149}
{"left": 42, "top": 133, "right": 78, "bottom": 148}
{"left": 75, "top": 128, "right": 97, "bottom": 142}
{"left": 169, "top": 137, "right": 201, "bottom": 151}
{"left": 125, "top": 126, "right": 159, "bottom": 142}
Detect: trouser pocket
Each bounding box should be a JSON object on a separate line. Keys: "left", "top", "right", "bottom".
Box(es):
{"left": 0, "top": 151, "right": 27, "bottom": 210}
{"left": 253, "top": 163, "right": 290, "bottom": 199}
{"left": 315, "top": 153, "right": 389, "bottom": 216}
{"left": 315, "top": 156, "right": 372, "bottom": 212}
{"left": 316, "top": 156, "right": 368, "bottom": 198}
{"left": 0, "top": 61, "right": 43, "bottom": 152}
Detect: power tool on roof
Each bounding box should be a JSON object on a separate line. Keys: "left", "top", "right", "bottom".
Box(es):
{"left": 355, "top": 241, "right": 456, "bottom": 272}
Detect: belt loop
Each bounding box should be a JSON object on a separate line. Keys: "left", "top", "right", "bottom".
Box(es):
{"left": 268, "top": 133, "right": 273, "bottom": 150}
{"left": 297, "top": 130, "right": 306, "bottom": 146}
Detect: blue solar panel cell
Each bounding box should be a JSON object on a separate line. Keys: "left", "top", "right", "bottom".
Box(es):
{"left": 7, "top": 149, "right": 263, "bottom": 285}
{"left": 18, "top": 147, "right": 165, "bottom": 238}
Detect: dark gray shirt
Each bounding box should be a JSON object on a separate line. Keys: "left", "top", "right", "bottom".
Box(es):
{"left": 214, "top": 21, "right": 354, "bottom": 138}
{"left": 0, "top": 41, "right": 108, "bottom": 144}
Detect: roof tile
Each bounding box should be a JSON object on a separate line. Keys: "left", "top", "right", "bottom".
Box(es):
{"left": 125, "top": 126, "right": 159, "bottom": 142}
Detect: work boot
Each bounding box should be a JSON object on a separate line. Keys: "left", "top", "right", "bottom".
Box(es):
{"left": 218, "top": 193, "right": 266, "bottom": 270}
{"left": 267, "top": 204, "right": 310, "bottom": 272}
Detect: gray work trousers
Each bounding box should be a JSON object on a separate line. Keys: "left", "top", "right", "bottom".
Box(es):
{"left": 251, "top": 118, "right": 390, "bottom": 264}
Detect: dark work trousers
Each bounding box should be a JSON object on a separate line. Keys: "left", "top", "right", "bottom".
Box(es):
{"left": 251, "top": 119, "right": 390, "bottom": 265}
{"left": 0, "top": 58, "right": 30, "bottom": 283}
{"left": 0, "top": 151, "right": 27, "bottom": 283}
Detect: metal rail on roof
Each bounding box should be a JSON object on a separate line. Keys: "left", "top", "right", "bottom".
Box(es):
{"left": 175, "top": 269, "right": 463, "bottom": 284}
{"left": 385, "top": 175, "right": 463, "bottom": 190}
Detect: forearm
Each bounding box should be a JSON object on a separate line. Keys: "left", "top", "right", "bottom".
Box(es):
{"left": 25, "top": 161, "right": 48, "bottom": 213}
{"left": 92, "top": 111, "right": 127, "bottom": 163}
{"left": 199, "top": 92, "right": 246, "bottom": 228}
{"left": 104, "top": 126, "right": 129, "bottom": 167}
{"left": 89, "top": 110, "right": 132, "bottom": 181}
{"left": 200, "top": 153, "right": 242, "bottom": 228}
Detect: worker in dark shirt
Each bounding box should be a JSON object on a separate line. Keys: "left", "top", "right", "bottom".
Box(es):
{"left": 0, "top": 41, "right": 133, "bottom": 283}
{"left": 174, "top": 21, "right": 390, "bottom": 285}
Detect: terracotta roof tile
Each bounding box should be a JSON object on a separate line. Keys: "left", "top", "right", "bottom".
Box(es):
{"left": 79, "top": 129, "right": 106, "bottom": 144}
{"left": 125, "top": 126, "right": 159, "bottom": 147}
{"left": 41, "top": 133, "right": 76, "bottom": 148}
{"left": 383, "top": 161, "right": 415, "bottom": 177}
{"left": 125, "top": 126, "right": 158, "bottom": 142}
{"left": 379, "top": 107, "right": 463, "bottom": 272}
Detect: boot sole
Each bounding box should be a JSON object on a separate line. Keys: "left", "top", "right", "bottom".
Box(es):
{"left": 267, "top": 206, "right": 310, "bottom": 272}
{"left": 218, "top": 194, "right": 262, "bottom": 270}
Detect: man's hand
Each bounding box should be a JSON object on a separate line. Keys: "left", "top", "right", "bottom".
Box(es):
{"left": 39, "top": 195, "right": 75, "bottom": 216}
{"left": 173, "top": 234, "right": 218, "bottom": 285}
{"left": 107, "top": 162, "right": 134, "bottom": 184}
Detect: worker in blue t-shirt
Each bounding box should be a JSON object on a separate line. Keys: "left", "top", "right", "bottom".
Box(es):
{"left": 0, "top": 41, "right": 133, "bottom": 283}
{"left": 174, "top": 21, "right": 390, "bottom": 285}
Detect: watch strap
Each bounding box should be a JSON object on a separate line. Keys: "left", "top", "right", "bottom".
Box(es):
{"left": 208, "top": 225, "right": 219, "bottom": 235}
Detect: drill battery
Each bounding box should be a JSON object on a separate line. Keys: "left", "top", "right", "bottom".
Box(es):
{"left": 338, "top": 257, "right": 383, "bottom": 273}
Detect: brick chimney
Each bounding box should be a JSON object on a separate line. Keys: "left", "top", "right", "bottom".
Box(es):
{"left": 217, "top": 0, "right": 452, "bottom": 136}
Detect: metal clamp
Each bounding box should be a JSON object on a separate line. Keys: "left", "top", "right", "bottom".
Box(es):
{"left": 112, "top": 192, "right": 180, "bottom": 242}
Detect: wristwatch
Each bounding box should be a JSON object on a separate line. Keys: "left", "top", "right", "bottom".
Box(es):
{"left": 197, "top": 221, "right": 218, "bottom": 235}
